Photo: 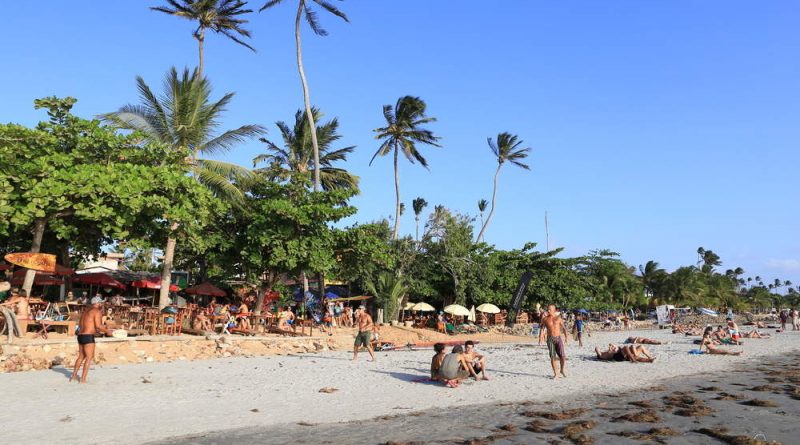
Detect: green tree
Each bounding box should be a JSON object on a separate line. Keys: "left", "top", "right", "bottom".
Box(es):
{"left": 476, "top": 132, "right": 531, "bottom": 243}
{"left": 254, "top": 108, "right": 358, "bottom": 191}
{"left": 412, "top": 197, "right": 427, "bottom": 241}
{"left": 333, "top": 221, "right": 394, "bottom": 290}
{"left": 372, "top": 96, "right": 441, "bottom": 240}
{"left": 365, "top": 272, "right": 407, "bottom": 323}
{"left": 477, "top": 199, "right": 488, "bottom": 229}
{"left": 0, "top": 97, "right": 213, "bottom": 296}
{"left": 259, "top": 0, "right": 349, "bottom": 192}
{"left": 151, "top": 0, "right": 256, "bottom": 77}
{"left": 103, "top": 68, "right": 264, "bottom": 307}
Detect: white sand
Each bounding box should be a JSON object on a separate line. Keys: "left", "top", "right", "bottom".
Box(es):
{"left": 1, "top": 328, "right": 798, "bottom": 444}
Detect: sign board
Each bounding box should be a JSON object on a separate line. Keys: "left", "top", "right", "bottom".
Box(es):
{"left": 4, "top": 253, "right": 57, "bottom": 273}
{"left": 506, "top": 271, "right": 533, "bottom": 327}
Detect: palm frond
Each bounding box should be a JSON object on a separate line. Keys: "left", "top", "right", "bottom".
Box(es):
{"left": 304, "top": 4, "right": 328, "bottom": 36}
{"left": 259, "top": 0, "right": 284, "bottom": 12}
{"left": 200, "top": 124, "right": 267, "bottom": 157}
{"left": 312, "top": 0, "right": 349, "bottom": 22}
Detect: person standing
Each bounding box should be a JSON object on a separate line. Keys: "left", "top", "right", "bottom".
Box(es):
{"left": 70, "top": 297, "right": 111, "bottom": 383}
{"left": 779, "top": 310, "right": 788, "bottom": 331}
{"left": 538, "top": 304, "right": 567, "bottom": 379}
{"left": 352, "top": 306, "right": 375, "bottom": 362}
{"left": 792, "top": 308, "right": 799, "bottom": 331}
{"left": 573, "top": 314, "right": 587, "bottom": 347}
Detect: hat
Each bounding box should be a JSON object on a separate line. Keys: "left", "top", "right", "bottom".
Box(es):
{"left": 91, "top": 296, "right": 105, "bottom": 305}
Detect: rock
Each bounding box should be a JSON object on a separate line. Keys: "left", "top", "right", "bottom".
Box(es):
{"left": 145, "top": 357, "right": 154, "bottom": 362}
{"left": 42, "top": 345, "right": 52, "bottom": 353}
{"left": 134, "top": 350, "right": 146, "bottom": 356}
{"left": 312, "top": 342, "right": 326, "bottom": 351}
{"left": 178, "top": 356, "right": 186, "bottom": 361}
{"left": 318, "top": 387, "right": 338, "bottom": 394}
{"left": 119, "top": 356, "right": 127, "bottom": 361}
{"left": 222, "top": 352, "right": 231, "bottom": 358}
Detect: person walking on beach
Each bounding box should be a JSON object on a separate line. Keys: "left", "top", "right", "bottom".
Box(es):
{"left": 70, "top": 297, "right": 111, "bottom": 383}
{"left": 353, "top": 306, "right": 375, "bottom": 362}
{"left": 792, "top": 308, "right": 799, "bottom": 331}
{"left": 573, "top": 314, "right": 588, "bottom": 347}
{"left": 779, "top": 310, "right": 788, "bottom": 331}
{"left": 539, "top": 304, "right": 567, "bottom": 379}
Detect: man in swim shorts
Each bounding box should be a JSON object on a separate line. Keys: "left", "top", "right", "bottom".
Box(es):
{"left": 539, "top": 304, "right": 567, "bottom": 379}
{"left": 70, "top": 297, "right": 111, "bottom": 383}
{"left": 352, "top": 306, "right": 375, "bottom": 362}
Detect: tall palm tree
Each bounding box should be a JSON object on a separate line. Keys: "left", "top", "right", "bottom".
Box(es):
{"left": 477, "top": 199, "right": 488, "bottom": 228}
{"left": 371, "top": 96, "right": 441, "bottom": 239}
{"left": 103, "top": 67, "right": 265, "bottom": 308}
{"left": 151, "top": 0, "right": 256, "bottom": 77}
{"left": 254, "top": 108, "right": 358, "bottom": 191}
{"left": 476, "top": 132, "right": 530, "bottom": 243}
{"left": 259, "top": 0, "right": 348, "bottom": 193}
{"left": 412, "top": 197, "right": 428, "bottom": 241}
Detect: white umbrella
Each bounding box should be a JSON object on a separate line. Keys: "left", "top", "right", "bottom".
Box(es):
{"left": 412, "top": 302, "right": 436, "bottom": 312}
{"left": 443, "top": 304, "right": 470, "bottom": 317}
{"left": 404, "top": 302, "right": 417, "bottom": 310}
{"left": 468, "top": 305, "right": 476, "bottom": 322}
{"left": 476, "top": 303, "right": 500, "bottom": 314}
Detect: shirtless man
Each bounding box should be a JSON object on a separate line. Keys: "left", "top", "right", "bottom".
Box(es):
{"left": 595, "top": 344, "right": 657, "bottom": 363}
{"left": 1, "top": 289, "right": 31, "bottom": 321}
{"left": 538, "top": 304, "right": 567, "bottom": 378}
{"left": 236, "top": 300, "right": 251, "bottom": 331}
{"left": 70, "top": 297, "right": 111, "bottom": 383}
{"left": 352, "top": 306, "right": 375, "bottom": 362}
{"left": 463, "top": 340, "right": 488, "bottom": 380}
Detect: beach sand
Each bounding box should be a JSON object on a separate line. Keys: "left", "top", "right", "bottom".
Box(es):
{"left": 1, "top": 328, "right": 797, "bottom": 444}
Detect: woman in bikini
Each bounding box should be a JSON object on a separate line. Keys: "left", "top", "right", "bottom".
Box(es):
{"left": 699, "top": 327, "right": 743, "bottom": 355}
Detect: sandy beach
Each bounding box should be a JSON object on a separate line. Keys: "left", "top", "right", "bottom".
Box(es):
{"left": 1, "top": 327, "right": 798, "bottom": 444}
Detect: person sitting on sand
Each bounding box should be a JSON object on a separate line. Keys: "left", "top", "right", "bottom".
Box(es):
{"left": 726, "top": 318, "right": 741, "bottom": 343}
{"left": 1, "top": 289, "right": 31, "bottom": 321}
{"left": 430, "top": 342, "right": 446, "bottom": 381}
{"left": 595, "top": 344, "right": 657, "bottom": 363}
{"left": 463, "top": 340, "right": 489, "bottom": 380}
{"left": 624, "top": 336, "right": 669, "bottom": 345}
{"left": 193, "top": 311, "right": 212, "bottom": 332}
{"left": 278, "top": 306, "right": 295, "bottom": 332}
{"left": 439, "top": 345, "right": 481, "bottom": 387}
{"left": 699, "top": 327, "right": 743, "bottom": 355}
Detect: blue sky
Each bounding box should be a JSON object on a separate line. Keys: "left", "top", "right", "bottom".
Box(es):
{"left": 1, "top": 1, "right": 798, "bottom": 286}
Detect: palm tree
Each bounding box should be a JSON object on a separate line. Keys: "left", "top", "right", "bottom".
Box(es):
{"left": 476, "top": 132, "right": 531, "bottom": 243}
{"left": 477, "top": 199, "right": 488, "bottom": 229}
{"left": 412, "top": 197, "right": 428, "bottom": 241}
{"left": 151, "top": 0, "right": 256, "bottom": 77}
{"left": 104, "top": 67, "right": 265, "bottom": 308}
{"left": 371, "top": 96, "right": 441, "bottom": 239}
{"left": 254, "top": 108, "right": 358, "bottom": 191}
{"left": 259, "top": 0, "right": 348, "bottom": 193}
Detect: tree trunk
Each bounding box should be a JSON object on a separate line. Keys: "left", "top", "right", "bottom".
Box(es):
{"left": 158, "top": 223, "right": 179, "bottom": 309}
{"left": 60, "top": 242, "right": 70, "bottom": 301}
{"left": 476, "top": 164, "right": 502, "bottom": 243}
{"left": 392, "top": 146, "right": 401, "bottom": 240}
{"left": 317, "top": 272, "right": 325, "bottom": 307}
{"left": 22, "top": 218, "right": 47, "bottom": 296}
{"left": 295, "top": 2, "right": 322, "bottom": 192}
{"left": 197, "top": 29, "right": 205, "bottom": 78}
{"left": 415, "top": 216, "right": 419, "bottom": 241}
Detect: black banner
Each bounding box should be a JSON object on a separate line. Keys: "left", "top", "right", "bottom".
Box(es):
{"left": 506, "top": 271, "right": 533, "bottom": 327}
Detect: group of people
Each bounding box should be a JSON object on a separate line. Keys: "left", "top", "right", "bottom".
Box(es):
{"left": 430, "top": 340, "right": 489, "bottom": 388}
{"left": 779, "top": 309, "right": 800, "bottom": 331}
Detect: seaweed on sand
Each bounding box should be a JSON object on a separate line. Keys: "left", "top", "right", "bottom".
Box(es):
{"left": 522, "top": 408, "right": 589, "bottom": 420}
{"left": 663, "top": 392, "right": 713, "bottom": 416}
{"left": 524, "top": 419, "right": 553, "bottom": 433}
{"left": 628, "top": 400, "right": 653, "bottom": 408}
{"left": 694, "top": 427, "right": 780, "bottom": 445}
{"left": 715, "top": 392, "right": 745, "bottom": 401}
{"left": 741, "top": 399, "right": 779, "bottom": 407}
{"left": 612, "top": 409, "right": 661, "bottom": 423}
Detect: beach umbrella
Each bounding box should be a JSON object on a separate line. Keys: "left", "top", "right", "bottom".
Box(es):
{"left": 404, "top": 302, "right": 417, "bottom": 310}
{"left": 73, "top": 273, "right": 127, "bottom": 290}
{"left": 698, "top": 307, "right": 718, "bottom": 317}
{"left": 443, "top": 304, "right": 470, "bottom": 317}
{"left": 411, "top": 302, "right": 436, "bottom": 312}
{"left": 468, "top": 305, "right": 476, "bottom": 322}
{"left": 324, "top": 291, "right": 340, "bottom": 299}
{"left": 11, "top": 264, "right": 73, "bottom": 276}
{"left": 575, "top": 309, "right": 589, "bottom": 314}
{"left": 183, "top": 282, "right": 226, "bottom": 297}
{"left": 10, "top": 274, "right": 64, "bottom": 286}
{"left": 476, "top": 303, "right": 500, "bottom": 314}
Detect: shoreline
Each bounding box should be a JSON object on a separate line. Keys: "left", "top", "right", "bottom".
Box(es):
{"left": 1, "top": 328, "right": 797, "bottom": 444}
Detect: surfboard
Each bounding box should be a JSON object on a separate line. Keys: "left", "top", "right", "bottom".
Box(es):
{"left": 4, "top": 253, "right": 57, "bottom": 272}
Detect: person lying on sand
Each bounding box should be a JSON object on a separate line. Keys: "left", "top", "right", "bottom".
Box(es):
{"left": 430, "top": 342, "right": 446, "bottom": 381}
{"left": 699, "top": 327, "right": 743, "bottom": 356}
{"left": 624, "top": 336, "right": 669, "bottom": 345}
{"left": 595, "top": 344, "right": 657, "bottom": 363}
{"left": 464, "top": 340, "right": 489, "bottom": 380}
{"left": 741, "top": 329, "right": 771, "bottom": 339}
{"left": 439, "top": 345, "right": 481, "bottom": 387}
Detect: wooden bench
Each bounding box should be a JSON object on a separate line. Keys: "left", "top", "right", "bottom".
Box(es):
{"left": 20, "top": 320, "right": 76, "bottom": 336}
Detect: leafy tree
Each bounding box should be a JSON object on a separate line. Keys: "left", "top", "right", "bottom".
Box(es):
{"left": 259, "top": 0, "right": 349, "bottom": 192}
{"left": 365, "top": 271, "right": 406, "bottom": 323}
{"left": 332, "top": 221, "right": 394, "bottom": 291}
{"left": 0, "top": 97, "right": 212, "bottom": 296}
{"left": 419, "top": 207, "right": 477, "bottom": 305}
{"left": 103, "top": 68, "right": 264, "bottom": 307}
{"left": 476, "top": 132, "right": 531, "bottom": 243}
{"left": 254, "top": 108, "right": 358, "bottom": 192}
{"left": 151, "top": 0, "right": 256, "bottom": 76}
{"left": 236, "top": 179, "right": 356, "bottom": 312}
{"left": 371, "top": 96, "right": 441, "bottom": 239}
{"left": 411, "top": 197, "right": 427, "bottom": 241}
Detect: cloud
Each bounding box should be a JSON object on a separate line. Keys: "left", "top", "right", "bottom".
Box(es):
{"left": 766, "top": 258, "right": 800, "bottom": 273}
